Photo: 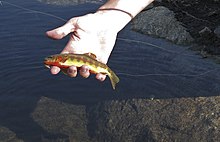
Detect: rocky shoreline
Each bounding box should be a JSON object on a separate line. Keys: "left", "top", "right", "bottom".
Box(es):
{"left": 32, "top": 96, "right": 220, "bottom": 142}
{"left": 134, "top": 0, "right": 220, "bottom": 58}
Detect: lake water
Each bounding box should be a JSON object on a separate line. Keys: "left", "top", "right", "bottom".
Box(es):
{"left": 0, "top": 0, "right": 220, "bottom": 141}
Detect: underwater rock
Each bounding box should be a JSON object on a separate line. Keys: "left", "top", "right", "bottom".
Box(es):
{"left": 0, "top": 126, "right": 23, "bottom": 142}
{"left": 87, "top": 96, "right": 220, "bottom": 142}
{"left": 214, "top": 26, "right": 220, "bottom": 38}
{"left": 32, "top": 96, "right": 90, "bottom": 142}
{"left": 132, "top": 6, "right": 194, "bottom": 45}
{"left": 199, "top": 27, "right": 212, "bottom": 36}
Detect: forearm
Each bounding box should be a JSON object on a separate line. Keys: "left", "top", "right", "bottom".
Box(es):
{"left": 96, "top": 0, "right": 154, "bottom": 32}
{"left": 100, "top": 0, "right": 154, "bottom": 18}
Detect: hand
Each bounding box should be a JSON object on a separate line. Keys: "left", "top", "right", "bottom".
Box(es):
{"left": 46, "top": 13, "right": 118, "bottom": 81}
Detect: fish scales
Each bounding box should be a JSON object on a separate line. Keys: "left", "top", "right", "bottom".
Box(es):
{"left": 44, "top": 53, "right": 120, "bottom": 89}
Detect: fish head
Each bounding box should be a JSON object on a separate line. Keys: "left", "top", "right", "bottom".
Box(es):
{"left": 44, "top": 54, "right": 68, "bottom": 68}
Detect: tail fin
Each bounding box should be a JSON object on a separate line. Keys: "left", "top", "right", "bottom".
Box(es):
{"left": 109, "top": 71, "right": 120, "bottom": 90}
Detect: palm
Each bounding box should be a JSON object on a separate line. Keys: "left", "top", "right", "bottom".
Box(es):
{"left": 46, "top": 13, "right": 117, "bottom": 80}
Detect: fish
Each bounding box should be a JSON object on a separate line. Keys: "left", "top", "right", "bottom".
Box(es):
{"left": 44, "top": 53, "right": 120, "bottom": 90}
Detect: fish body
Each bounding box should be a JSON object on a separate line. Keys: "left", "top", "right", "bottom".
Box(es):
{"left": 44, "top": 53, "right": 119, "bottom": 89}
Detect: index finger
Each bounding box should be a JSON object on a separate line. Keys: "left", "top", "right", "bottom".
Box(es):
{"left": 50, "top": 66, "right": 61, "bottom": 75}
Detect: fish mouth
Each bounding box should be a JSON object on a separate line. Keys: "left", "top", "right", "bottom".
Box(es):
{"left": 44, "top": 57, "right": 53, "bottom": 69}
{"left": 44, "top": 59, "right": 49, "bottom": 64}
{"left": 44, "top": 58, "right": 57, "bottom": 69}
{"left": 44, "top": 61, "right": 51, "bottom": 69}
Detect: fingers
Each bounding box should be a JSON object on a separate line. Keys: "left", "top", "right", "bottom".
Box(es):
{"left": 67, "top": 65, "right": 90, "bottom": 78}
{"left": 79, "top": 65, "right": 90, "bottom": 78}
{"left": 46, "top": 20, "right": 76, "bottom": 40}
{"left": 67, "top": 66, "right": 77, "bottom": 77}
{"left": 67, "top": 65, "right": 106, "bottom": 81}
{"left": 50, "top": 65, "right": 106, "bottom": 82}
{"left": 50, "top": 66, "right": 61, "bottom": 74}
{"left": 96, "top": 73, "right": 106, "bottom": 82}
{"left": 79, "top": 65, "right": 107, "bottom": 81}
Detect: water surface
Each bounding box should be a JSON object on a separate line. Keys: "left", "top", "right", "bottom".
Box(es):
{"left": 0, "top": 0, "right": 220, "bottom": 141}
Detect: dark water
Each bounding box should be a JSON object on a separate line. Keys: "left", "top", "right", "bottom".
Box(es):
{"left": 0, "top": 0, "right": 220, "bottom": 141}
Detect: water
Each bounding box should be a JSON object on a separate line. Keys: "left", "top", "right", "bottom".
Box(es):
{"left": 0, "top": 0, "right": 220, "bottom": 141}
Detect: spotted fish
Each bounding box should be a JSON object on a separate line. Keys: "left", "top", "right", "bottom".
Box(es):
{"left": 44, "top": 53, "right": 119, "bottom": 89}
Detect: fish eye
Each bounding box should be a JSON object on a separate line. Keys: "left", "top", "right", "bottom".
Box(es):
{"left": 46, "top": 56, "right": 53, "bottom": 59}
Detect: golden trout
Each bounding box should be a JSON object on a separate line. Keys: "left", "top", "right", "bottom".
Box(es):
{"left": 44, "top": 53, "right": 119, "bottom": 90}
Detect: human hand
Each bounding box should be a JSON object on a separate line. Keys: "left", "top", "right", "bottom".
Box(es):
{"left": 46, "top": 13, "right": 118, "bottom": 81}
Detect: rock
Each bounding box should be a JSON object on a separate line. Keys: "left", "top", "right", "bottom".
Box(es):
{"left": 214, "top": 26, "right": 220, "bottom": 38}
{"left": 199, "top": 27, "right": 212, "bottom": 36}
{"left": 0, "top": 126, "right": 23, "bottom": 142}
{"left": 32, "top": 97, "right": 90, "bottom": 142}
{"left": 144, "top": 0, "right": 162, "bottom": 10}
{"left": 163, "top": 0, "right": 219, "bottom": 2}
{"left": 87, "top": 97, "right": 220, "bottom": 142}
{"left": 37, "top": 0, "right": 103, "bottom": 5}
{"left": 132, "top": 6, "right": 194, "bottom": 45}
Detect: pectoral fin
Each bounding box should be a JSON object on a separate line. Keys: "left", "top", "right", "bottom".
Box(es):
{"left": 61, "top": 68, "right": 68, "bottom": 75}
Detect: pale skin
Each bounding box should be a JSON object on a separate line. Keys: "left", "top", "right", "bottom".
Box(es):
{"left": 46, "top": 0, "right": 154, "bottom": 81}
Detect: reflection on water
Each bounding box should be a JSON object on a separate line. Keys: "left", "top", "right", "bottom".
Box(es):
{"left": 0, "top": 0, "right": 220, "bottom": 141}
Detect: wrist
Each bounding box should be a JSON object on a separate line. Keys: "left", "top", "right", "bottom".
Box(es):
{"left": 99, "top": 0, "right": 154, "bottom": 18}
{"left": 97, "top": 8, "right": 134, "bottom": 19}
{"left": 95, "top": 0, "right": 154, "bottom": 32}
{"left": 94, "top": 9, "right": 131, "bottom": 32}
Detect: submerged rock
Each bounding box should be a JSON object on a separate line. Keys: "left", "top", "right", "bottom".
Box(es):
{"left": 87, "top": 96, "right": 220, "bottom": 142}
{"left": 214, "top": 26, "right": 220, "bottom": 38}
{"left": 199, "top": 27, "right": 212, "bottom": 36}
{"left": 0, "top": 126, "right": 23, "bottom": 142}
{"left": 28, "top": 96, "right": 220, "bottom": 142}
{"left": 132, "top": 6, "right": 194, "bottom": 45}
{"left": 32, "top": 97, "right": 90, "bottom": 142}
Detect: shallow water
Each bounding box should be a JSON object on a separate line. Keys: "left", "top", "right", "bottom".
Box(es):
{"left": 0, "top": 0, "right": 220, "bottom": 141}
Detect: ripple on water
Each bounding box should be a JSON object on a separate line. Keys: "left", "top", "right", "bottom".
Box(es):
{"left": 0, "top": 1, "right": 220, "bottom": 100}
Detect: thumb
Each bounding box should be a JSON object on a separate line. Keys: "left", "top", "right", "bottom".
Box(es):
{"left": 46, "top": 19, "right": 77, "bottom": 40}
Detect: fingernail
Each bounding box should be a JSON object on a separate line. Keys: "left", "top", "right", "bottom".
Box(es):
{"left": 82, "top": 68, "right": 88, "bottom": 73}
{"left": 99, "top": 76, "right": 104, "bottom": 81}
{"left": 68, "top": 69, "right": 76, "bottom": 74}
{"left": 51, "top": 66, "right": 60, "bottom": 74}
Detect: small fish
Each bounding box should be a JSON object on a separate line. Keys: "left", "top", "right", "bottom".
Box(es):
{"left": 44, "top": 53, "right": 120, "bottom": 90}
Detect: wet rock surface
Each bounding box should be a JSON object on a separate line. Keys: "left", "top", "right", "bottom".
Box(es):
{"left": 32, "top": 97, "right": 90, "bottom": 142}
{"left": 19, "top": 96, "right": 219, "bottom": 142}
{"left": 132, "top": 0, "right": 220, "bottom": 59}
{"left": 0, "top": 126, "right": 23, "bottom": 142}
{"left": 154, "top": 0, "right": 220, "bottom": 55}
{"left": 214, "top": 26, "right": 220, "bottom": 38}
{"left": 87, "top": 97, "right": 220, "bottom": 142}
{"left": 132, "top": 6, "right": 194, "bottom": 45}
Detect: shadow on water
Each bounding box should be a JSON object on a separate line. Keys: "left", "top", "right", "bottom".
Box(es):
{"left": 0, "top": 0, "right": 220, "bottom": 141}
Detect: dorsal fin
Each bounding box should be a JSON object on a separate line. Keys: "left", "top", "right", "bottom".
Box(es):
{"left": 84, "top": 52, "right": 97, "bottom": 59}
